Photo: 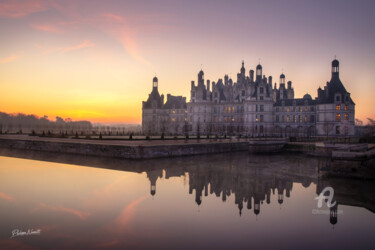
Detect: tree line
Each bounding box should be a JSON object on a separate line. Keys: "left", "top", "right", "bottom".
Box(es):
{"left": 0, "top": 112, "right": 92, "bottom": 134}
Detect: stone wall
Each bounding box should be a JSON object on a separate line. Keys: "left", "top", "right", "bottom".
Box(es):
{"left": 0, "top": 138, "right": 248, "bottom": 159}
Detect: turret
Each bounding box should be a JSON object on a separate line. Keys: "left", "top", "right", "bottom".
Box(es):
{"left": 153, "top": 76, "right": 158, "bottom": 90}
{"left": 256, "top": 64, "right": 262, "bottom": 82}
{"left": 332, "top": 59, "right": 339, "bottom": 79}
{"left": 280, "top": 73, "right": 285, "bottom": 85}
{"left": 198, "top": 70, "right": 204, "bottom": 86}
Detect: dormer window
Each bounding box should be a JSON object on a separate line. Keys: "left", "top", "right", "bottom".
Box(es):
{"left": 260, "top": 87, "right": 264, "bottom": 94}
{"left": 336, "top": 95, "right": 340, "bottom": 102}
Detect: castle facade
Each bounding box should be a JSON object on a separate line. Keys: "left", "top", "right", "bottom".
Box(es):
{"left": 142, "top": 59, "right": 355, "bottom": 137}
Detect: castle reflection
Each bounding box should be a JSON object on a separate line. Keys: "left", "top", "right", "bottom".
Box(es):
{"left": 145, "top": 153, "right": 319, "bottom": 217}
{"left": 1, "top": 148, "right": 374, "bottom": 228}
{"left": 143, "top": 153, "right": 374, "bottom": 226}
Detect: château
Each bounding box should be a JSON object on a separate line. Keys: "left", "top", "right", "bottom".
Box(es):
{"left": 142, "top": 59, "right": 355, "bottom": 137}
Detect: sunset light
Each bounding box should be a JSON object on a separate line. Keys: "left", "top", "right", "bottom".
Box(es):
{"left": 1, "top": 0, "right": 374, "bottom": 124}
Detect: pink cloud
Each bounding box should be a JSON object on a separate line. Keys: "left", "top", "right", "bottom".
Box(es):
{"left": 0, "top": 192, "right": 14, "bottom": 201}
{"left": 63, "top": 40, "right": 95, "bottom": 52}
{"left": 101, "top": 13, "right": 124, "bottom": 22}
{"left": 97, "top": 13, "right": 154, "bottom": 68}
{"left": 0, "top": 54, "right": 20, "bottom": 64}
{"left": 0, "top": 0, "right": 46, "bottom": 18}
{"left": 31, "top": 24, "right": 64, "bottom": 33}
{"left": 92, "top": 196, "right": 147, "bottom": 248}
{"left": 35, "top": 40, "right": 95, "bottom": 54}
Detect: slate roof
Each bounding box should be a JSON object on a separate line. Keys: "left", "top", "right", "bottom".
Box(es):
{"left": 317, "top": 76, "right": 355, "bottom": 104}
{"left": 163, "top": 95, "right": 187, "bottom": 109}
{"left": 143, "top": 88, "right": 163, "bottom": 109}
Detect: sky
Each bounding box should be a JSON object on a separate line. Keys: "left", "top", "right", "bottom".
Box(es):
{"left": 0, "top": 0, "right": 374, "bottom": 124}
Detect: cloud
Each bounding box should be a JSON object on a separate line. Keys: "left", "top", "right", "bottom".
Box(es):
{"left": 114, "top": 196, "right": 147, "bottom": 230}
{"left": 0, "top": 192, "right": 14, "bottom": 201}
{"left": 117, "top": 30, "right": 153, "bottom": 68}
{"left": 63, "top": 40, "right": 95, "bottom": 52}
{"left": 35, "top": 40, "right": 95, "bottom": 54}
{"left": 101, "top": 13, "right": 124, "bottom": 22}
{"left": 0, "top": 55, "right": 20, "bottom": 64}
{"left": 0, "top": 0, "right": 46, "bottom": 18}
{"left": 98, "top": 13, "right": 153, "bottom": 68}
{"left": 31, "top": 24, "right": 63, "bottom": 33}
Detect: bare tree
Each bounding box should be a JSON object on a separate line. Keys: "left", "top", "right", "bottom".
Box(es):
{"left": 355, "top": 119, "right": 363, "bottom": 126}
{"left": 367, "top": 118, "right": 375, "bottom": 136}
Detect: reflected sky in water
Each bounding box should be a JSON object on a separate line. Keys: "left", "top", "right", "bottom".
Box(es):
{"left": 0, "top": 150, "right": 374, "bottom": 249}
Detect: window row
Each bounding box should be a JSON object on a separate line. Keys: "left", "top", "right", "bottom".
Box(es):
{"left": 276, "top": 106, "right": 314, "bottom": 112}
{"left": 275, "top": 115, "right": 315, "bottom": 123}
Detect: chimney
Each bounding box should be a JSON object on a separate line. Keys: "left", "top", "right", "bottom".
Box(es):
{"left": 207, "top": 80, "right": 210, "bottom": 91}
{"left": 250, "top": 70, "right": 254, "bottom": 82}
{"left": 224, "top": 75, "right": 229, "bottom": 86}
{"left": 268, "top": 76, "right": 272, "bottom": 85}
{"left": 287, "top": 81, "right": 292, "bottom": 89}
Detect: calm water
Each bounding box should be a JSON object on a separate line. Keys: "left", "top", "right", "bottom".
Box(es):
{"left": 0, "top": 149, "right": 374, "bottom": 250}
